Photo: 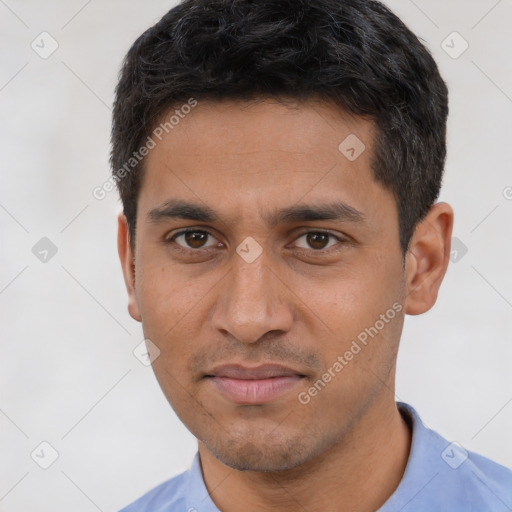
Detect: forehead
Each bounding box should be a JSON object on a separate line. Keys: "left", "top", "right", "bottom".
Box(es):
{"left": 138, "top": 99, "right": 393, "bottom": 225}
{"left": 149, "top": 98, "right": 374, "bottom": 159}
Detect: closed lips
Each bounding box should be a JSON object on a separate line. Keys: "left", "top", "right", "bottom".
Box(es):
{"left": 205, "top": 364, "right": 306, "bottom": 379}
{"left": 204, "top": 364, "right": 307, "bottom": 404}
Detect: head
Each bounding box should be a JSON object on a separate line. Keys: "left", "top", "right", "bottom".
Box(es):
{"left": 113, "top": 0, "right": 453, "bottom": 471}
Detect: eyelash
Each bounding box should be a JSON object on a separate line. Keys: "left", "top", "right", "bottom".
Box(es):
{"left": 165, "top": 228, "right": 348, "bottom": 254}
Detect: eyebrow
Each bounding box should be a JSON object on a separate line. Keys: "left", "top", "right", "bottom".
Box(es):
{"left": 147, "top": 199, "right": 365, "bottom": 226}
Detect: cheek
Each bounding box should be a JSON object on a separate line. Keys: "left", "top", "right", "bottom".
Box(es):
{"left": 135, "top": 257, "right": 210, "bottom": 327}
{"left": 134, "top": 262, "right": 204, "bottom": 365}
{"left": 306, "top": 266, "right": 400, "bottom": 329}
{"left": 304, "top": 263, "right": 404, "bottom": 375}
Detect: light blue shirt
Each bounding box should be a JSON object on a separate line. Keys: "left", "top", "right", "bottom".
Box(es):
{"left": 119, "top": 402, "right": 512, "bottom": 511}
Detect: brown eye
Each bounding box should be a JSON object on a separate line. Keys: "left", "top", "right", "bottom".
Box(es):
{"left": 307, "top": 232, "right": 329, "bottom": 250}
{"left": 184, "top": 231, "right": 208, "bottom": 248}
{"left": 169, "top": 230, "right": 218, "bottom": 250}
{"left": 295, "top": 231, "right": 341, "bottom": 251}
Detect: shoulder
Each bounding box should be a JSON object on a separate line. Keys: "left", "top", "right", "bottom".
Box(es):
{"left": 118, "top": 469, "right": 189, "bottom": 512}
{"left": 382, "top": 403, "right": 512, "bottom": 512}
{"left": 117, "top": 453, "right": 217, "bottom": 512}
{"left": 441, "top": 435, "right": 512, "bottom": 510}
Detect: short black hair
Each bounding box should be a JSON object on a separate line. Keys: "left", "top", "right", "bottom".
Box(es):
{"left": 110, "top": 0, "right": 448, "bottom": 252}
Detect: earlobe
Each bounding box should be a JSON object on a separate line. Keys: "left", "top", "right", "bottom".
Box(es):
{"left": 403, "top": 202, "right": 454, "bottom": 316}
{"left": 117, "top": 212, "right": 142, "bottom": 322}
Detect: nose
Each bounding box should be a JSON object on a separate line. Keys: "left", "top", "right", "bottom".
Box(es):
{"left": 211, "top": 250, "right": 294, "bottom": 344}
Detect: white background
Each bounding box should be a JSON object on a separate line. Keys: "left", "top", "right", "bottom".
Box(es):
{"left": 1, "top": 1, "right": 511, "bottom": 510}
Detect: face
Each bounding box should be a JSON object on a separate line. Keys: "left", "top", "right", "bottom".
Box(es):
{"left": 122, "top": 99, "right": 410, "bottom": 471}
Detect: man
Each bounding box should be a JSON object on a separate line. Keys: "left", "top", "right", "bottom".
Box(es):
{"left": 112, "top": 0, "right": 512, "bottom": 510}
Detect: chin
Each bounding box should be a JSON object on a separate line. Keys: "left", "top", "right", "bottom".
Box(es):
{"left": 202, "top": 429, "right": 319, "bottom": 472}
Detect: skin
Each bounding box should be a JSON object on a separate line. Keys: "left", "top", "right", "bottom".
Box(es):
{"left": 118, "top": 98, "right": 453, "bottom": 512}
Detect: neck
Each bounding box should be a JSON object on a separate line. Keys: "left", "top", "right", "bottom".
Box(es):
{"left": 198, "top": 393, "right": 412, "bottom": 512}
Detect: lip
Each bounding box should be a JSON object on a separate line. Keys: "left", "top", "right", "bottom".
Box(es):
{"left": 204, "top": 364, "right": 306, "bottom": 405}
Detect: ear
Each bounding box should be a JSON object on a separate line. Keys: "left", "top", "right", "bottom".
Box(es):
{"left": 117, "top": 212, "right": 142, "bottom": 322}
{"left": 403, "top": 202, "right": 454, "bottom": 315}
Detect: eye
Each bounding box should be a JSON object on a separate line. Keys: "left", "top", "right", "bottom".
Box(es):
{"left": 167, "top": 229, "right": 220, "bottom": 250}
{"left": 166, "top": 229, "right": 348, "bottom": 254}
{"left": 294, "top": 231, "right": 345, "bottom": 251}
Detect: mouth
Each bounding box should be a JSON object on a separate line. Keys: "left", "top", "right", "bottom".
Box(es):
{"left": 204, "top": 364, "right": 307, "bottom": 405}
